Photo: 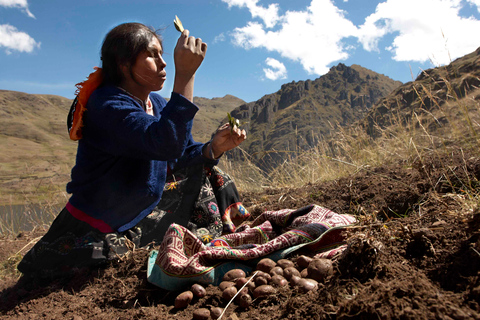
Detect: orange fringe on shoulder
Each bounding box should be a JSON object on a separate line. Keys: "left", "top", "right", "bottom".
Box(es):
{"left": 69, "top": 67, "right": 103, "bottom": 140}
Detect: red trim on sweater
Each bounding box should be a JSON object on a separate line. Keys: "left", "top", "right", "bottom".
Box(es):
{"left": 66, "top": 202, "right": 114, "bottom": 233}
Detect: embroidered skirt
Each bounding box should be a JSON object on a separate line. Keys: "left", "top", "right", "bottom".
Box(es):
{"left": 17, "top": 164, "right": 249, "bottom": 278}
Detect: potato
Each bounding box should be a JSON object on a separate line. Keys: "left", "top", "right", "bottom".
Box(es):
{"left": 269, "top": 266, "right": 284, "bottom": 277}
{"left": 223, "top": 269, "right": 246, "bottom": 282}
{"left": 222, "top": 286, "right": 238, "bottom": 301}
{"left": 235, "top": 277, "right": 248, "bottom": 288}
{"left": 256, "top": 258, "right": 276, "bottom": 273}
{"left": 271, "top": 274, "right": 288, "bottom": 287}
{"left": 174, "top": 290, "right": 193, "bottom": 309}
{"left": 254, "top": 276, "right": 268, "bottom": 286}
{"left": 289, "top": 275, "right": 302, "bottom": 287}
{"left": 244, "top": 277, "right": 256, "bottom": 291}
{"left": 192, "top": 308, "right": 211, "bottom": 320}
{"left": 255, "top": 271, "right": 271, "bottom": 281}
{"left": 277, "top": 259, "right": 294, "bottom": 269}
{"left": 301, "top": 268, "right": 309, "bottom": 278}
{"left": 237, "top": 287, "right": 249, "bottom": 297}
{"left": 296, "top": 255, "right": 313, "bottom": 269}
{"left": 219, "top": 281, "right": 235, "bottom": 291}
{"left": 297, "top": 278, "right": 318, "bottom": 293}
{"left": 210, "top": 307, "right": 223, "bottom": 320}
{"left": 283, "top": 267, "right": 301, "bottom": 280}
{"left": 234, "top": 287, "right": 249, "bottom": 305}
{"left": 237, "top": 293, "right": 253, "bottom": 308}
{"left": 191, "top": 284, "right": 206, "bottom": 298}
{"left": 253, "top": 285, "right": 276, "bottom": 298}
{"left": 307, "top": 259, "right": 333, "bottom": 282}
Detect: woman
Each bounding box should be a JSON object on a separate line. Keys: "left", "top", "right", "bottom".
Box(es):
{"left": 18, "top": 22, "right": 247, "bottom": 277}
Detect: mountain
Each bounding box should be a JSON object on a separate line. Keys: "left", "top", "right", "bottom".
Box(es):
{"left": 0, "top": 91, "right": 244, "bottom": 205}
{"left": 226, "top": 64, "right": 402, "bottom": 168}
{"left": 192, "top": 95, "right": 246, "bottom": 142}
{"left": 363, "top": 47, "right": 480, "bottom": 139}
{"left": 0, "top": 90, "right": 77, "bottom": 205}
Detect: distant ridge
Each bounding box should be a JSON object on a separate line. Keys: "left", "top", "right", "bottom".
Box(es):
{"left": 362, "top": 47, "right": 480, "bottom": 138}
{"left": 0, "top": 90, "right": 245, "bottom": 204}
{"left": 192, "top": 94, "right": 246, "bottom": 142}
{"left": 225, "top": 63, "right": 402, "bottom": 168}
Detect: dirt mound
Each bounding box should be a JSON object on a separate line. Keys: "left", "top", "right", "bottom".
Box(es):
{"left": 1, "top": 150, "right": 480, "bottom": 319}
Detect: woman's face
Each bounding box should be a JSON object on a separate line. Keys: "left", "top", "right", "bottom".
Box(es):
{"left": 128, "top": 37, "right": 167, "bottom": 93}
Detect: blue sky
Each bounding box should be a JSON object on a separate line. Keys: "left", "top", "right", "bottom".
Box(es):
{"left": 1, "top": 0, "right": 480, "bottom": 103}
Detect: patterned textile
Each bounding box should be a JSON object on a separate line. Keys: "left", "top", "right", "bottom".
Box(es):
{"left": 18, "top": 165, "right": 249, "bottom": 278}
{"left": 147, "top": 204, "right": 356, "bottom": 290}
{"left": 159, "top": 165, "right": 250, "bottom": 243}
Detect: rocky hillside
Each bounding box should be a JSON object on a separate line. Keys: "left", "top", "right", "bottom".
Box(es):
{"left": 227, "top": 64, "right": 402, "bottom": 168}
{"left": 363, "top": 47, "right": 480, "bottom": 138}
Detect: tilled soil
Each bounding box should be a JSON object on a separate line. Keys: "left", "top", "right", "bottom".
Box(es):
{"left": 1, "top": 150, "right": 480, "bottom": 319}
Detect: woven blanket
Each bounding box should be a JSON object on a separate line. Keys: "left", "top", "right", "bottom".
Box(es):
{"left": 147, "top": 204, "right": 356, "bottom": 290}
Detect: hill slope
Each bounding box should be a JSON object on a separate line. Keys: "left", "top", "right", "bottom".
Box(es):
{"left": 192, "top": 94, "right": 246, "bottom": 142}
{"left": 227, "top": 64, "right": 402, "bottom": 167}
{"left": 363, "top": 47, "right": 480, "bottom": 139}
{"left": 0, "top": 90, "right": 77, "bottom": 204}
{"left": 0, "top": 91, "right": 245, "bottom": 205}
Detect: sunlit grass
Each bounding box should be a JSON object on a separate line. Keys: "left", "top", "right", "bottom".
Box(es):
{"left": 222, "top": 74, "right": 480, "bottom": 200}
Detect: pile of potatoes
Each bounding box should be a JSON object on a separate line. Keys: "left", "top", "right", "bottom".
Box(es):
{"left": 174, "top": 255, "right": 334, "bottom": 319}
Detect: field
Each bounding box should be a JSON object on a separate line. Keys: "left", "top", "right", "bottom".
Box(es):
{"left": 0, "top": 149, "right": 479, "bottom": 319}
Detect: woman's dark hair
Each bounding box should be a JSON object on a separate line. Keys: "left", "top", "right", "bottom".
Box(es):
{"left": 101, "top": 23, "right": 162, "bottom": 85}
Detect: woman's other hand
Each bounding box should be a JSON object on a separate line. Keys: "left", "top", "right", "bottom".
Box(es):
{"left": 209, "top": 123, "right": 247, "bottom": 159}
{"left": 173, "top": 29, "right": 207, "bottom": 101}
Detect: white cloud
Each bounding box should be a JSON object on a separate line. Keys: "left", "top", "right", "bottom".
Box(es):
{"left": 224, "top": 0, "right": 480, "bottom": 74}
{"left": 358, "top": 0, "right": 480, "bottom": 65}
{"left": 0, "top": 0, "right": 35, "bottom": 18}
{"left": 263, "top": 57, "right": 287, "bottom": 80}
{"left": 229, "top": 0, "right": 358, "bottom": 75}
{"left": 222, "top": 0, "right": 280, "bottom": 28}
{"left": 213, "top": 32, "right": 226, "bottom": 43}
{"left": 0, "top": 24, "right": 40, "bottom": 54}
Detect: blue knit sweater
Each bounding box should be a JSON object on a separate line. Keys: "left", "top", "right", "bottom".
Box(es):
{"left": 66, "top": 85, "right": 217, "bottom": 232}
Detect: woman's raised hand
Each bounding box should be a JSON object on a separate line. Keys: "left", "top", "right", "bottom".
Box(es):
{"left": 210, "top": 123, "right": 247, "bottom": 158}
{"left": 173, "top": 30, "right": 207, "bottom": 101}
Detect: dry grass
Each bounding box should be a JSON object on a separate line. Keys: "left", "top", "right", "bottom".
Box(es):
{"left": 222, "top": 76, "right": 480, "bottom": 197}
